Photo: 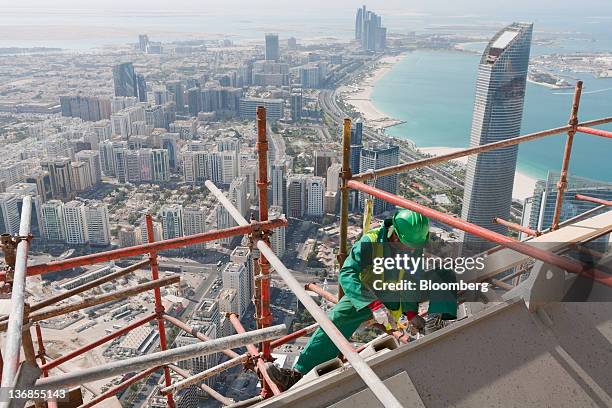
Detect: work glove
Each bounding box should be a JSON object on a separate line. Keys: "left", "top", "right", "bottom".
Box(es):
{"left": 368, "top": 300, "right": 395, "bottom": 330}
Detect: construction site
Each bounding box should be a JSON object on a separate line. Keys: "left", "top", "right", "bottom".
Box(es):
{"left": 0, "top": 75, "right": 611, "bottom": 408}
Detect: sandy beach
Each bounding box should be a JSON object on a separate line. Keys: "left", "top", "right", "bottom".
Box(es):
{"left": 339, "top": 54, "right": 407, "bottom": 129}
{"left": 420, "top": 147, "right": 538, "bottom": 201}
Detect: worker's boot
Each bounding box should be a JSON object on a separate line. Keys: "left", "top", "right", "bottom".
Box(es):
{"left": 264, "top": 362, "right": 303, "bottom": 391}
{"left": 424, "top": 313, "right": 444, "bottom": 335}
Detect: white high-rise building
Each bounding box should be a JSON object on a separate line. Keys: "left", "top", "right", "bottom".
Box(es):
{"left": 306, "top": 176, "right": 325, "bottom": 217}
{"left": 125, "top": 150, "right": 141, "bottom": 183}
{"left": 0, "top": 193, "right": 20, "bottom": 235}
{"left": 84, "top": 202, "right": 111, "bottom": 246}
{"left": 62, "top": 201, "right": 88, "bottom": 244}
{"left": 229, "top": 177, "right": 248, "bottom": 217}
{"left": 230, "top": 246, "right": 253, "bottom": 301}
{"left": 268, "top": 205, "right": 286, "bottom": 257}
{"left": 219, "top": 151, "right": 239, "bottom": 185}
{"left": 221, "top": 262, "right": 250, "bottom": 316}
{"left": 75, "top": 150, "right": 102, "bottom": 185}
{"left": 41, "top": 200, "right": 64, "bottom": 241}
{"left": 70, "top": 161, "right": 92, "bottom": 192}
{"left": 183, "top": 206, "right": 206, "bottom": 250}
{"left": 271, "top": 164, "right": 287, "bottom": 213}
{"left": 160, "top": 204, "right": 183, "bottom": 239}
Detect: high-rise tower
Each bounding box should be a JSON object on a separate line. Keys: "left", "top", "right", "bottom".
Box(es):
{"left": 461, "top": 23, "right": 533, "bottom": 251}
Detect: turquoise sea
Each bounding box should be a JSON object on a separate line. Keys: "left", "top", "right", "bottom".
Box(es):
{"left": 371, "top": 50, "right": 612, "bottom": 182}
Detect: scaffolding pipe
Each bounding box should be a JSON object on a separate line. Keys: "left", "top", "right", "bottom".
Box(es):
{"left": 348, "top": 180, "right": 612, "bottom": 288}
{"left": 0, "top": 195, "right": 32, "bottom": 388}
{"left": 256, "top": 241, "right": 403, "bottom": 408}
{"left": 34, "top": 324, "right": 47, "bottom": 375}
{"left": 42, "top": 313, "right": 157, "bottom": 371}
{"left": 227, "top": 314, "right": 282, "bottom": 396}
{"left": 26, "top": 219, "right": 287, "bottom": 276}
{"left": 577, "top": 126, "right": 612, "bottom": 139}
{"left": 160, "top": 354, "right": 246, "bottom": 396}
{"left": 305, "top": 283, "right": 339, "bottom": 303}
{"left": 270, "top": 323, "right": 319, "bottom": 349}
{"left": 574, "top": 194, "right": 612, "bottom": 206}
{"left": 0, "top": 276, "right": 180, "bottom": 331}
{"left": 493, "top": 217, "right": 540, "bottom": 237}
{"left": 162, "top": 314, "right": 242, "bottom": 359}
{"left": 33, "top": 324, "right": 286, "bottom": 390}
{"left": 27, "top": 259, "right": 150, "bottom": 314}
{"left": 351, "top": 115, "right": 612, "bottom": 182}
{"left": 256, "top": 106, "right": 273, "bottom": 359}
{"left": 205, "top": 181, "right": 249, "bottom": 227}
{"left": 552, "top": 81, "right": 583, "bottom": 230}
{"left": 145, "top": 214, "right": 175, "bottom": 408}
{"left": 338, "top": 118, "right": 352, "bottom": 299}
{"left": 78, "top": 366, "right": 160, "bottom": 408}
{"left": 168, "top": 365, "right": 233, "bottom": 406}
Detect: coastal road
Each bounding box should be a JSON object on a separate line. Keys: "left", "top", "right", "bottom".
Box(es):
{"left": 319, "top": 88, "right": 464, "bottom": 190}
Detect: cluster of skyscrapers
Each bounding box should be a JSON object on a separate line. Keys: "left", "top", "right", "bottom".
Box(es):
{"left": 355, "top": 5, "right": 387, "bottom": 52}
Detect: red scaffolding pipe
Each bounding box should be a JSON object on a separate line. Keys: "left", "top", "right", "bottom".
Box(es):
{"left": 493, "top": 217, "right": 540, "bottom": 237}
{"left": 256, "top": 106, "right": 273, "bottom": 360}
{"left": 576, "top": 126, "right": 612, "bottom": 139}
{"left": 227, "top": 313, "right": 281, "bottom": 397}
{"left": 42, "top": 313, "right": 156, "bottom": 372}
{"left": 26, "top": 218, "right": 287, "bottom": 276}
{"left": 145, "top": 214, "right": 175, "bottom": 408}
{"left": 79, "top": 366, "right": 161, "bottom": 408}
{"left": 348, "top": 180, "right": 612, "bottom": 288}
{"left": 574, "top": 194, "right": 612, "bottom": 206}
{"left": 270, "top": 323, "right": 320, "bottom": 349}
{"left": 305, "top": 283, "right": 339, "bottom": 304}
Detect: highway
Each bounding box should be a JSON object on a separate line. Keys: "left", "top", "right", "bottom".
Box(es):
{"left": 318, "top": 57, "right": 465, "bottom": 191}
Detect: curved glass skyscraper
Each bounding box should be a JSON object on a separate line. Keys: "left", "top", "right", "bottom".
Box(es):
{"left": 461, "top": 23, "right": 533, "bottom": 251}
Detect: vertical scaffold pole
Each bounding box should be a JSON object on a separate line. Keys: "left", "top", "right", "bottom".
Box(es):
{"left": 145, "top": 214, "right": 175, "bottom": 408}
{"left": 255, "top": 106, "right": 273, "bottom": 360}
{"left": 337, "top": 118, "right": 352, "bottom": 299}
{"left": 552, "top": 80, "right": 583, "bottom": 230}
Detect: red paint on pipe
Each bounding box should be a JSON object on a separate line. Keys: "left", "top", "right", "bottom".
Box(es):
{"left": 348, "top": 180, "right": 612, "bottom": 288}
{"left": 270, "top": 323, "right": 319, "bottom": 349}
{"left": 26, "top": 219, "right": 287, "bottom": 276}
{"left": 228, "top": 313, "right": 281, "bottom": 396}
{"left": 574, "top": 194, "right": 612, "bottom": 206}
{"left": 493, "top": 217, "right": 540, "bottom": 237}
{"left": 577, "top": 126, "right": 612, "bottom": 139}
{"left": 256, "top": 106, "right": 273, "bottom": 360}
{"left": 41, "top": 313, "right": 156, "bottom": 371}
{"left": 145, "top": 214, "right": 175, "bottom": 408}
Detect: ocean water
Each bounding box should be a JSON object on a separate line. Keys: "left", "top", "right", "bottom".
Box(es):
{"left": 371, "top": 50, "right": 612, "bottom": 182}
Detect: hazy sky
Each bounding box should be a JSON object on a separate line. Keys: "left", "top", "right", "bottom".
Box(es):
{"left": 4, "top": 0, "right": 612, "bottom": 15}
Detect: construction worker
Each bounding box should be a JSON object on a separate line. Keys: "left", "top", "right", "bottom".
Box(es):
{"left": 265, "top": 209, "right": 458, "bottom": 391}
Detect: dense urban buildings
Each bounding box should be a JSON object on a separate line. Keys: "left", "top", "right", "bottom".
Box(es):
{"left": 460, "top": 23, "right": 533, "bottom": 251}
{"left": 355, "top": 5, "right": 387, "bottom": 52}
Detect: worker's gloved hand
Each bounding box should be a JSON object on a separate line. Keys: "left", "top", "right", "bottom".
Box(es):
{"left": 368, "top": 300, "right": 395, "bottom": 330}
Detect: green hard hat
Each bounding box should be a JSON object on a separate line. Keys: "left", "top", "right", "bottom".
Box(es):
{"left": 392, "top": 210, "right": 430, "bottom": 247}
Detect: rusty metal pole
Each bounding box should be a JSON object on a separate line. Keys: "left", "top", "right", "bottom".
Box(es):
{"left": 551, "top": 80, "right": 583, "bottom": 231}
{"left": 493, "top": 217, "right": 540, "bottom": 237}
{"left": 337, "top": 118, "right": 352, "bottom": 299}
{"left": 145, "top": 214, "right": 175, "bottom": 408}
{"left": 255, "top": 106, "right": 273, "bottom": 360}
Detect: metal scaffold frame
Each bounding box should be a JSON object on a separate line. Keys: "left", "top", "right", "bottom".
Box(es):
{"left": 0, "top": 86, "right": 610, "bottom": 407}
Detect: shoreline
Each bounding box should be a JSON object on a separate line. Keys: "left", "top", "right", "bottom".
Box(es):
{"left": 420, "top": 147, "right": 538, "bottom": 201}
{"left": 338, "top": 54, "right": 407, "bottom": 130}
{"left": 345, "top": 52, "right": 539, "bottom": 201}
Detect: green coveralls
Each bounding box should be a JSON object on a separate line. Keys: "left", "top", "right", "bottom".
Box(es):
{"left": 293, "top": 219, "right": 457, "bottom": 374}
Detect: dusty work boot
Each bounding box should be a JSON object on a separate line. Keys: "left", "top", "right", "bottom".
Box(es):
{"left": 424, "top": 313, "right": 444, "bottom": 335}
{"left": 264, "top": 362, "right": 303, "bottom": 391}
